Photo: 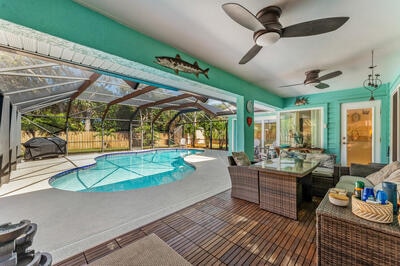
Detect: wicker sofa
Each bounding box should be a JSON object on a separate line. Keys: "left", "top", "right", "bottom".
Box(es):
{"left": 334, "top": 161, "right": 400, "bottom": 193}
{"left": 317, "top": 161, "right": 400, "bottom": 265}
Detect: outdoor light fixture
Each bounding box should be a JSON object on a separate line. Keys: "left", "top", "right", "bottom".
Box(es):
{"left": 254, "top": 30, "right": 280, "bottom": 46}
{"left": 363, "top": 50, "right": 382, "bottom": 101}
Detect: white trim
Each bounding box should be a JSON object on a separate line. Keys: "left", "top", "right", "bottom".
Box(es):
{"left": 340, "top": 100, "right": 381, "bottom": 165}
{"left": 277, "top": 107, "right": 324, "bottom": 148}
{"left": 390, "top": 87, "right": 400, "bottom": 161}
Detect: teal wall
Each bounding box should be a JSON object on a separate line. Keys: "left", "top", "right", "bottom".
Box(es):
{"left": 0, "top": 1, "right": 397, "bottom": 162}
{"left": 282, "top": 84, "right": 391, "bottom": 163}
{"left": 0, "top": 0, "right": 284, "bottom": 159}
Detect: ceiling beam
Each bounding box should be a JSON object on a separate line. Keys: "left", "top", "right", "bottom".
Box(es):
{"left": 124, "top": 80, "right": 139, "bottom": 90}
{"left": 101, "top": 85, "right": 157, "bottom": 123}
{"left": 151, "top": 102, "right": 216, "bottom": 124}
{"left": 139, "top": 93, "right": 199, "bottom": 109}
{"left": 65, "top": 72, "right": 101, "bottom": 129}
{"left": 69, "top": 73, "right": 102, "bottom": 101}
{"left": 129, "top": 93, "right": 208, "bottom": 121}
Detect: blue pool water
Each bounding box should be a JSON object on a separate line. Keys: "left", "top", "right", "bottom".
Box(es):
{"left": 49, "top": 149, "right": 203, "bottom": 192}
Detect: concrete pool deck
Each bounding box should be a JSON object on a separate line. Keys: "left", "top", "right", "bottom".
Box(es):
{"left": 0, "top": 149, "right": 231, "bottom": 263}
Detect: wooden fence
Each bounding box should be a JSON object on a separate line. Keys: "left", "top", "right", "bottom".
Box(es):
{"left": 21, "top": 131, "right": 130, "bottom": 152}
{"left": 21, "top": 131, "right": 227, "bottom": 153}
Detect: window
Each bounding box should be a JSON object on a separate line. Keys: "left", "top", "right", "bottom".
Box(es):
{"left": 253, "top": 117, "right": 277, "bottom": 158}
{"left": 279, "top": 108, "right": 322, "bottom": 148}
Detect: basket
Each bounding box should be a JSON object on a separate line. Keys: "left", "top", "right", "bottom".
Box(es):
{"left": 351, "top": 196, "right": 393, "bottom": 224}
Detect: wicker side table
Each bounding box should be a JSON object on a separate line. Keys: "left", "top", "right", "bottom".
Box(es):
{"left": 316, "top": 193, "right": 400, "bottom": 265}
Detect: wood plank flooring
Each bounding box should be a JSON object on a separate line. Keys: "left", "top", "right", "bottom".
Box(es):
{"left": 55, "top": 190, "right": 320, "bottom": 265}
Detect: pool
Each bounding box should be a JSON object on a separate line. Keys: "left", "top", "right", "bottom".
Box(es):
{"left": 49, "top": 149, "right": 203, "bottom": 192}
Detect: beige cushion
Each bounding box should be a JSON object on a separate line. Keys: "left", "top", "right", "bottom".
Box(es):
{"left": 385, "top": 168, "right": 400, "bottom": 183}
{"left": 366, "top": 161, "right": 400, "bottom": 185}
{"left": 232, "top": 151, "right": 251, "bottom": 166}
{"left": 336, "top": 175, "right": 374, "bottom": 193}
{"left": 306, "top": 153, "right": 335, "bottom": 169}
{"left": 312, "top": 167, "right": 334, "bottom": 177}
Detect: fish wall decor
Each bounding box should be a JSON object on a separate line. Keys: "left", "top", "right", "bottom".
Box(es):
{"left": 154, "top": 54, "right": 209, "bottom": 79}
{"left": 295, "top": 97, "right": 309, "bottom": 106}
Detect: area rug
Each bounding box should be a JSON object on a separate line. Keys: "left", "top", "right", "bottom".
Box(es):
{"left": 89, "top": 233, "right": 191, "bottom": 266}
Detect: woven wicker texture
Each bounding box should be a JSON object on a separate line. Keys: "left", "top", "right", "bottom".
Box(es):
{"left": 352, "top": 196, "right": 393, "bottom": 223}
{"left": 259, "top": 171, "right": 303, "bottom": 220}
{"left": 317, "top": 193, "right": 400, "bottom": 265}
{"left": 228, "top": 166, "right": 259, "bottom": 203}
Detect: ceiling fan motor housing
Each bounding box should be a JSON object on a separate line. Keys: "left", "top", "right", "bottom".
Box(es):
{"left": 254, "top": 6, "right": 283, "bottom": 45}
{"left": 304, "top": 70, "right": 321, "bottom": 85}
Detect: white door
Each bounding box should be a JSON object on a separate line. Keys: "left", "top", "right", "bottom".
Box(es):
{"left": 341, "top": 101, "right": 381, "bottom": 166}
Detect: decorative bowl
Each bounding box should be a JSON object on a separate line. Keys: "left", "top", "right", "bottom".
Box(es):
{"left": 328, "top": 188, "right": 349, "bottom": 206}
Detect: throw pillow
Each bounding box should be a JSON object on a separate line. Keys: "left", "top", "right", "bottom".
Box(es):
{"left": 232, "top": 151, "right": 251, "bottom": 166}
{"left": 385, "top": 168, "right": 400, "bottom": 183}
{"left": 366, "top": 161, "right": 400, "bottom": 186}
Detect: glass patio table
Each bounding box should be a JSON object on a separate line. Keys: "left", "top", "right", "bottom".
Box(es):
{"left": 250, "top": 158, "right": 319, "bottom": 220}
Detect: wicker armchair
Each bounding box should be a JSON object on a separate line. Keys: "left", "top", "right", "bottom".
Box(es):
{"left": 227, "top": 156, "right": 259, "bottom": 204}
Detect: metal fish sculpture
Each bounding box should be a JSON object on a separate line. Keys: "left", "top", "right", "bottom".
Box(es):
{"left": 295, "top": 96, "right": 309, "bottom": 106}
{"left": 154, "top": 54, "right": 209, "bottom": 79}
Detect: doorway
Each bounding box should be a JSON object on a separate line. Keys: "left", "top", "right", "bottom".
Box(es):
{"left": 341, "top": 101, "right": 381, "bottom": 166}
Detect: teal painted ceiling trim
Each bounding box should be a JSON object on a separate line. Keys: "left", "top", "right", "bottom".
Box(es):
{"left": 0, "top": 0, "right": 283, "bottom": 108}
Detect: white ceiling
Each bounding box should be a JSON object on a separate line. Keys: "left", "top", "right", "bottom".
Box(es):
{"left": 75, "top": 0, "right": 400, "bottom": 98}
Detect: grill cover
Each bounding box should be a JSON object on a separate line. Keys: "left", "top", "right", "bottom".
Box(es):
{"left": 23, "top": 137, "right": 66, "bottom": 160}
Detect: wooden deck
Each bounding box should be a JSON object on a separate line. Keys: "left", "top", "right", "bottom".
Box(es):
{"left": 55, "top": 190, "right": 319, "bottom": 265}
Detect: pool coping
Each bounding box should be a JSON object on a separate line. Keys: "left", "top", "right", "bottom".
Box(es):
{"left": 48, "top": 148, "right": 204, "bottom": 192}
{"left": 0, "top": 149, "right": 230, "bottom": 263}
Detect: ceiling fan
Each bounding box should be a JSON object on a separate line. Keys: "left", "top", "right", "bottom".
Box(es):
{"left": 222, "top": 3, "right": 349, "bottom": 64}
{"left": 280, "top": 69, "right": 343, "bottom": 89}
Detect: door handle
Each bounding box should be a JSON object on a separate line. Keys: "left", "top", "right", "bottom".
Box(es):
{"left": 342, "top": 142, "right": 347, "bottom": 144}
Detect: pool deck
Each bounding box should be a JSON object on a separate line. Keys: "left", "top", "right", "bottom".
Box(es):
{"left": 0, "top": 149, "right": 231, "bottom": 263}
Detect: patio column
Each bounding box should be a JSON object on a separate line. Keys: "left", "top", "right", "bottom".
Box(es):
{"left": 231, "top": 96, "right": 254, "bottom": 160}
{"left": 209, "top": 121, "right": 213, "bottom": 149}
{"left": 0, "top": 95, "right": 11, "bottom": 186}
{"left": 9, "top": 105, "right": 18, "bottom": 171}
{"left": 129, "top": 122, "right": 133, "bottom": 150}
{"left": 101, "top": 126, "right": 104, "bottom": 152}
{"left": 65, "top": 124, "right": 69, "bottom": 156}
{"left": 151, "top": 122, "right": 154, "bottom": 148}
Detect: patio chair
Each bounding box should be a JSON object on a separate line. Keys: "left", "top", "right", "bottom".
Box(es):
{"left": 227, "top": 152, "right": 259, "bottom": 204}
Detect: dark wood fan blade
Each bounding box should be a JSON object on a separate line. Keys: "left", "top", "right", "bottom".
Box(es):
{"left": 318, "top": 70, "right": 342, "bottom": 81}
{"left": 279, "top": 82, "right": 304, "bottom": 88}
{"left": 281, "top": 17, "right": 349, "bottom": 37}
{"left": 315, "top": 82, "right": 329, "bottom": 89}
{"left": 222, "top": 3, "right": 264, "bottom": 32}
{"left": 239, "top": 45, "right": 262, "bottom": 64}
